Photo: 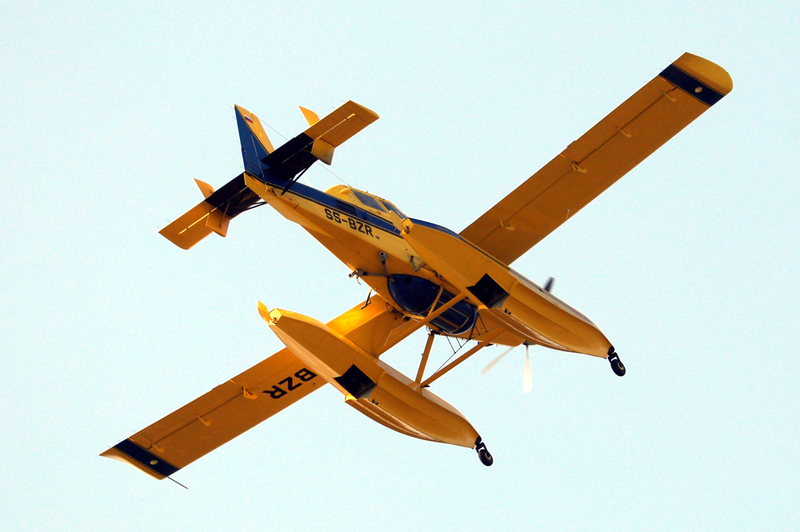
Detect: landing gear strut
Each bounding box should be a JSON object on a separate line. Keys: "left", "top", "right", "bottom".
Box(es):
{"left": 475, "top": 437, "right": 493, "bottom": 467}
{"left": 608, "top": 346, "right": 626, "bottom": 377}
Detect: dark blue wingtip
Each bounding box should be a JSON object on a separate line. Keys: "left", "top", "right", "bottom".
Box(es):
{"left": 659, "top": 64, "right": 725, "bottom": 106}
{"left": 109, "top": 439, "right": 180, "bottom": 479}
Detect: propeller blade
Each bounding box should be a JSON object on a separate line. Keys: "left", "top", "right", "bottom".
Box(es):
{"left": 523, "top": 345, "right": 533, "bottom": 394}
{"left": 543, "top": 277, "right": 555, "bottom": 293}
{"left": 481, "top": 346, "right": 515, "bottom": 375}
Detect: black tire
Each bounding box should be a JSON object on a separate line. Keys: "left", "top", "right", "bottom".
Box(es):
{"left": 611, "top": 359, "right": 626, "bottom": 377}
{"left": 478, "top": 448, "right": 494, "bottom": 467}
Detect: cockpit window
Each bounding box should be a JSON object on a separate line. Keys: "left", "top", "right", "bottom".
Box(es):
{"left": 352, "top": 190, "right": 386, "bottom": 212}
{"left": 380, "top": 200, "right": 406, "bottom": 219}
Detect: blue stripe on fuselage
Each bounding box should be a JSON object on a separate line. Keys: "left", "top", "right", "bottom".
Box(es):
{"left": 250, "top": 172, "right": 402, "bottom": 237}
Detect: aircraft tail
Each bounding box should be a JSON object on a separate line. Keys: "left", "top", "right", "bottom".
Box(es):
{"left": 235, "top": 105, "right": 275, "bottom": 177}
{"left": 234, "top": 101, "right": 379, "bottom": 179}
{"left": 159, "top": 101, "right": 379, "bottom": 250}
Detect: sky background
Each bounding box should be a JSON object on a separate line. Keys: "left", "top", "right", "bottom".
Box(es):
{"left": 2, "top": 1, "right": 798, "bottom": 530}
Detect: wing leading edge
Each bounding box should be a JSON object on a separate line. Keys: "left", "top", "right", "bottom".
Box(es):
{"left": 460, "top": 52, "right": 733, "bottom": 265}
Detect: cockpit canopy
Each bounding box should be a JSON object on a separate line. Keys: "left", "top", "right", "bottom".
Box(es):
{"left": 325, "top": 184, "right": 406, "bottom": 220}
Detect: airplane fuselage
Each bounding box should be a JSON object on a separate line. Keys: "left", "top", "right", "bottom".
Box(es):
{"left": 245, "top": 172, "right": 614, "bottom": 359}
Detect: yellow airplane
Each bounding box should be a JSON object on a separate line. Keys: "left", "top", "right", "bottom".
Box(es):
{"left": 102, "top": 52, "right": 732, "bottom": 478}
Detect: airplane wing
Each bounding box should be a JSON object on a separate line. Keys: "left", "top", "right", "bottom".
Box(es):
{"left": 460, "top": 52, "right": 733, "bottom": 265}
{"left": 101, "top": 347, "right": 322, "bottom": 479}
{"left": 101, "top": 294, "right": 407, "bottom": 480}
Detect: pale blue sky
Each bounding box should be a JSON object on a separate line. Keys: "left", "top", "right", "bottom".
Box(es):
{"left": 2, "top": 1, "right": 798, "bottom": 530}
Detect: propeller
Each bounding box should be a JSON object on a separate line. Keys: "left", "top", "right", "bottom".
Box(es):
{"left": 482, "top": 343, "right": 534, "bottom": 394}
{"left": 480, "top": 345, "right": 515, "bottom": 376}
{"left": 523, "top": 345, "right": 533, "bottom": 394}
{"left": 543, "top": 276, "right": 555, "bottom": 293}
{"left": 480, "top": 277, "right": 554, "bottom": 394}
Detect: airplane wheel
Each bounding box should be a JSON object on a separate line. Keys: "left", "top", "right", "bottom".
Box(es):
{"left": 478, "top": 448, "right": 494, "bottom": 467}
{"left": 610, "top": 357, "right": 626, "bottom": 377}
{"left": 607, "top": 347, "right": 626, "bottom": 377}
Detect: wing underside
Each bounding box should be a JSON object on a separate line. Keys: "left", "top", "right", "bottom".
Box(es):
{"left": 460, "top": 52, "right": 733, "bottom": 265}
{"left": 101, "top": 347, "right": 322, "bottom": 479}
{"left": 102, "top": 295, "right": 408, "bottom": 480}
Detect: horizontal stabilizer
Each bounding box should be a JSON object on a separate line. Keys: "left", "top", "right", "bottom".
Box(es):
{"left": 254, "top": 101, "right": 379, "bottom": 179}
{"left": 159, "top": 173, "right": 261, "bottom": 250}
{"left": 303, "top": 100, "right": 379, "bottom": 150}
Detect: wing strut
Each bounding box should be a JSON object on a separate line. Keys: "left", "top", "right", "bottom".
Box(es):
{"left": 414, "top": 331, "right": 437, "bottom": 385}
{"left": 382, "top": 290, "right": 466, "bottom": 352}
{"left": 418, "top": 329, "right": 503, "bottom": 388}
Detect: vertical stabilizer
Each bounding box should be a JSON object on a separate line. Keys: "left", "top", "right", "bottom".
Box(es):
{"left": 235, "top": 105, "right": 275, "bottom": 177}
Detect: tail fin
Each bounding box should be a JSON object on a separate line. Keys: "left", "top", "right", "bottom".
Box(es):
{"left": 235, "top": 105, "right": 275, "bottom": 177}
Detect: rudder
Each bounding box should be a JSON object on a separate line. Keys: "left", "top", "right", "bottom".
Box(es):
{"left": 235, "top": 105, "right": 275, "bottom": 177}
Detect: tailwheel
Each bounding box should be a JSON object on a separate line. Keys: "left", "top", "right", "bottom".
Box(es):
{"left": 608, "top": 347, "right": 626, "bottom": 377}
{"left": 475, "top": 437, "right": 494, "bottom": 467}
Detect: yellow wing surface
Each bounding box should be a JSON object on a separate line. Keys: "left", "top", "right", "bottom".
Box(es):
{"left": 460, "top": 52, "right": 733, "bottom": 265}
{"left": 101, "top": 294, "right": 408, "bottom": 480}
